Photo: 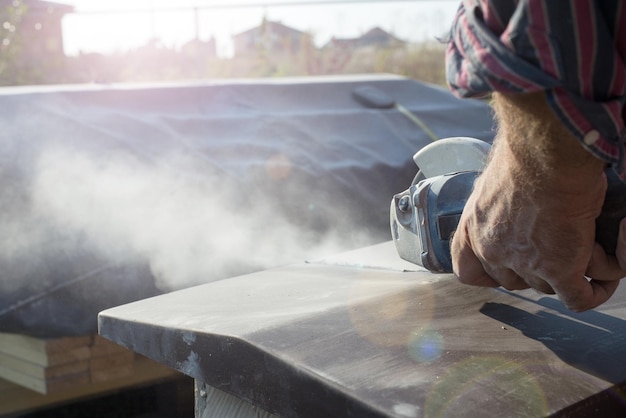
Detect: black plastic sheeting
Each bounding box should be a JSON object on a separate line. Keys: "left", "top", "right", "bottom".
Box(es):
{"left": 0, "top": 75, "right": 494, "bottom": 337}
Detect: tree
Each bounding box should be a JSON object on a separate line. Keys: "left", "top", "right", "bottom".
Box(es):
{"left": 0, "top": 0, "right": 28, "bottom": 85}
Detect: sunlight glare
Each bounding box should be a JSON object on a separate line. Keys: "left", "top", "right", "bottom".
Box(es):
{"left": 62, "top": 1, "right": 458, "bottom": 57}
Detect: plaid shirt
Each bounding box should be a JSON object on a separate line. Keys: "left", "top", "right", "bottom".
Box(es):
{"left": 447, "top": 0, "right": 626, "bottom": 179}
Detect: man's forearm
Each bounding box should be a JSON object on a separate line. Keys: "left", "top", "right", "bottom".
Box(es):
{"left": 491, "top": 92, "right": 606, "bottom": 194}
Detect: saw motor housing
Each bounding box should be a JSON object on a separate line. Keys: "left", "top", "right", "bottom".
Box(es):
{"left": 391, "top": 171, "right": 480, "bottom": 272}
{"left": 390, "top": 137, "right": 491, "bottom": 273}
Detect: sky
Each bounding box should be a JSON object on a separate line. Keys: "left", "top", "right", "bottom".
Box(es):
{"left": 59, "top": 0, "right": 459, "bottom": 57}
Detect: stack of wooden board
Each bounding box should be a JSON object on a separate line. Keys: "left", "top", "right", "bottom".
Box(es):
{"left": 0, "top": 333, "right": 135, "bottom": 394}
{"left": 0, "top": 333, "right": 183, "bottom": 416}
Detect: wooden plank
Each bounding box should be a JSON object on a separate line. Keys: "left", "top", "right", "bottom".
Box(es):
{"left": 0, "top": 364, "right": 48, "bottom": 393}
{"left": 90, "top": 351, "right": 135, "bottom": 383}
{"left": 46, "top": 346, "right": 93, "bottom": 367}
{"left": 89, "top": 336, "right": 135, "bottom": 383}
{"left": 90, "top": 351, "right": 134, "bottom": 371}
{"left": 38, "top": 335, "right": 93, "bottom": 353}
{"left": 0, "top": 356, "right": 183, "bottom": 416}
{"left": 91, "top": 364, "right": 134, "bottom": 384}
{"left": 0, "top": 352, "right": 89, "bottom": 380}
{"left": 91, "top": 335, "right": 131, "bottom": 357}
{"left": 0, "top": 333, "right": 92, "bottom": 366}
{"left": 0, "top": 363, "right": 89, "bottom": 394}
{"left": 46, "top": 373, "right": 92, "bottom": 394}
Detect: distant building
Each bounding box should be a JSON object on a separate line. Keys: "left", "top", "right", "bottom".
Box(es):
{"left": 324, "top": 37, "right": 357, "bottom": 50}
{"left": 181, "top": 37, "right": 217, "bottom": 58}
{"left": 325, "top": 27, "right": 406, "bottom": 50}
{"left": 179, "top": 37, "right": 218, "bottom": 77}
{"left": 232, "top": 18, "right": 313, "bottom": 57}
{"left": 321, "top": 27, "right": 407, "bottom": 74}
{"left": 1, "top": 0, "right": 73, "bottom": 58}
{"left": 357, "top": 27, "right": 406, "bottom": 48}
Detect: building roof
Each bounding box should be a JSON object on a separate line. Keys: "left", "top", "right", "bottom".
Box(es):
{"left": 325, "top": 27, "right": 405, "bottom": 49}
{"left": 358, "top": 27, "right": 404, "bottom": 46}
{"left": 232, "top": 18, "right": 309, "bottom": 40}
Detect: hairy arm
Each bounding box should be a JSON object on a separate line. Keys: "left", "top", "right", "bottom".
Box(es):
{"left": 451, "top": 91, "right": 626, "bottom": 311}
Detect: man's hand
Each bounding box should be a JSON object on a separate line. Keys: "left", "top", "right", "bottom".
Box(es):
{"left": 451, "top": 92, "right": 626, "bottom": 312}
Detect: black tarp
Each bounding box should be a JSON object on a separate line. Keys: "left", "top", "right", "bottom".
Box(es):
{"left": 0, "top": 75, "right": 494, "bottom": 337}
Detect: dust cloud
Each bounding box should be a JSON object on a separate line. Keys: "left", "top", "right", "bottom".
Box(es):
{"left": 28, "top": 145, "right": 378, "bottom": 291}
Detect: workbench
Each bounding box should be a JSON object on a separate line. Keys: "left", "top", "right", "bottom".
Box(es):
{"left": 98, "top": 242, "right": 626, "bottom": 417}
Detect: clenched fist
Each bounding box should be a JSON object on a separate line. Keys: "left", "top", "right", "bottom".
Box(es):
{"left": 451, "top": 92, "right": 626, "bottom": 312}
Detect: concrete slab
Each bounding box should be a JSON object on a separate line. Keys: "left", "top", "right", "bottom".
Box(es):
{"left": 99, "top": 242, "right": 626, "bottom": 417}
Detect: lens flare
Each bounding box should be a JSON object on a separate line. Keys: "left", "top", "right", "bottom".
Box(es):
{"left": 407, "top": 327, "right": 444, "bottom": 363}
{"left": 425, "top": 355, "right": 547, "bottom": 418}
{"left": 349, "top": 280, "right": 435, "bottom": 348}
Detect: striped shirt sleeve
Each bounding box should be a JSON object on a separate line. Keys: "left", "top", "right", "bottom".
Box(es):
{"left": 446, "top": 0, "right": 626, "bottom": 180}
